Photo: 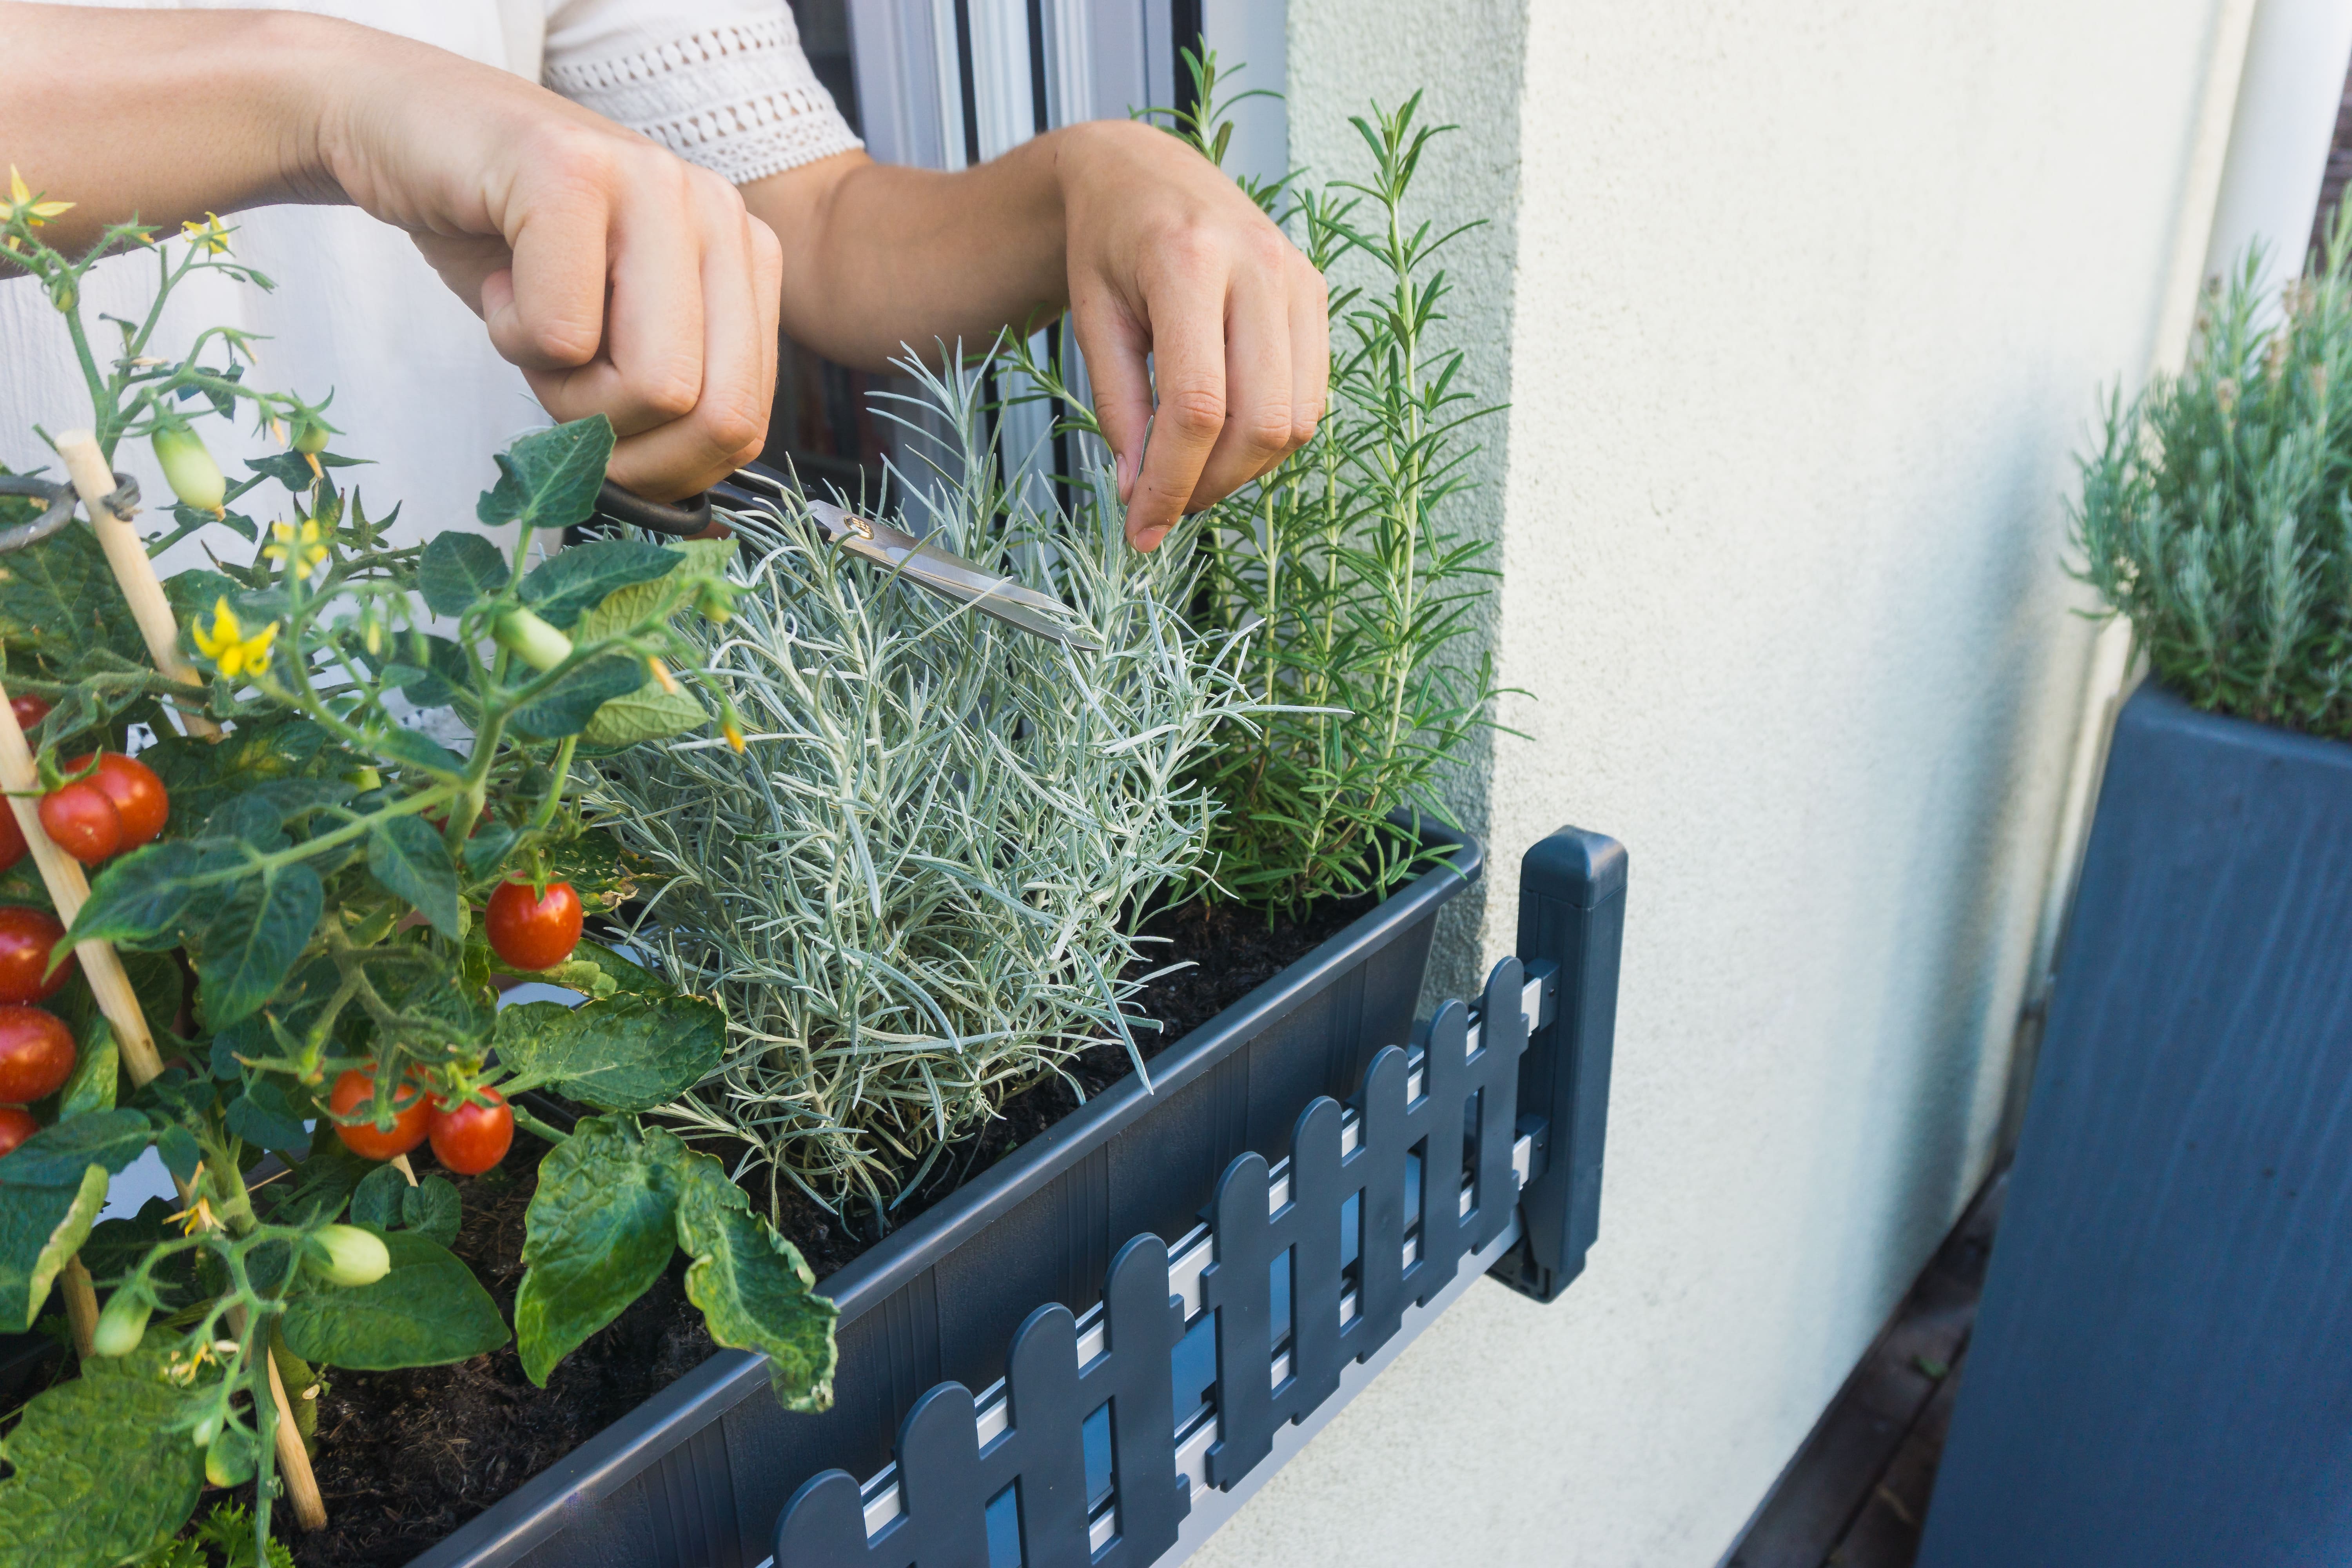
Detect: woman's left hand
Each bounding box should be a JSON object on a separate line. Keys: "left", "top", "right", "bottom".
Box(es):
{"left": 746, "top": 119, "right": 1329, "bottom": 551}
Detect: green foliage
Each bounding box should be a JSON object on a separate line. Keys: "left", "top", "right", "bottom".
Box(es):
{"left": 1058, "top": 57, "right": 1506, "bottom": 916}
{"left": 2074, "top": 207, "right": 2352, "bottom": 736}
{"left": 133, "top": 1503, "right": 296, "bottom": 1568}
{"left": 0, "top": 1351, "right": 207, "bottom": 1564}
{"left": 588, "top": 360, "right": 1250, "bottom": 1217}
{"left": 494, "top": 993, "right": 726, "bottom": 1114}
{"left": 277, "top": 1228, "right": 508, "bottom": 1369}
{"left": 514, "top": 1114, "right": 834, "bottom": 1404}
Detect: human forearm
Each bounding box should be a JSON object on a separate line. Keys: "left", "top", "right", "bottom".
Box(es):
{"left": 744, "top": 138, "right": 1070, "bottom": 372}
{"left": 0, "top": 4, "right": 344, "bottom": 249}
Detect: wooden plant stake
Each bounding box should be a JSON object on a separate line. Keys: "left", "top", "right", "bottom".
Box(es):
{"left": 55, "top": 430, "right": 221, "bottom": 740}
{"left": 11, "top": 447, "right": 328, "bottom": 1529}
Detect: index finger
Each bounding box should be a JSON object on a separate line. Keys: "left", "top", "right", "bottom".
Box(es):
{"left": 1124, "top": 281, "right": 1227, "bottom": 550}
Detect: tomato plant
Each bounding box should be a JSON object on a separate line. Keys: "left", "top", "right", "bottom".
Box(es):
{"left": 427, "top": 1087, "right": 512, "bottom": 1175}
{"left": 485, "top": 879, "right": 582, "bottom": 971}
{"left": 0, "top": 905, "right": 71, "bottom": 1004}
{"left": 0, "top": 201, "right": 837, "bottom": 1566}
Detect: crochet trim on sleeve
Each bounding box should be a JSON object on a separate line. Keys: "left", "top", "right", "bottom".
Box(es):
{"left": 546, "top": 13, "right": 863, "bottom": 185}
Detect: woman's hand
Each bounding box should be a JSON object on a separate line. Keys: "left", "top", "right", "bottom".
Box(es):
{"left": 746, "top": 120, "right": 1330, "bottom": 550}
{"left": 0, "top": 4, "right": 778, "bottom": 502}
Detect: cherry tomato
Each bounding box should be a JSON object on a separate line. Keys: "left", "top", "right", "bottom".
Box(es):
{"left": 38, "top": 781, "right": 119, "bottom": 865}
{"left": 65, "top": 753, "right": 167, "bottom": 849}
{"left": 9, "top": 695, "right": 48, "bottom": 735}
{"left": 0, "top": 907, "right": 71, "bottom": 1005}
{"left": 0, "top": 1007, "right": 74, "bottom": 1103}
{"left": 328, "top": 1067, "right": 430, "bottom": 1161}
{"left": 485, "top": 880, "right": 582, "bottom": 971}
{"left": 0, "top": 800, "right": 24, "bottom": 875}
{"left": 428, "top": 1087, "right": 513, "bottom": 1176}
{"left": 0, "top": 1106, "right": 36, "bottom": 1158}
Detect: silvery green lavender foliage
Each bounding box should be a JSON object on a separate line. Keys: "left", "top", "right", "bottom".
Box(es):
{"left": 2076, "top": 211, "right": 2352, "bottom": 735}
{"left": 586, "top": 361, "right": 1253, "bottom": 1220}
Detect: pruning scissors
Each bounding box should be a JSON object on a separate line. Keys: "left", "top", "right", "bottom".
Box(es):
{"left": 590, "top": 469, "right": 1100, "bottom": 653}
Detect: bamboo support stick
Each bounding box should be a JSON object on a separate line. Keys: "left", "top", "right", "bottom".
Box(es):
{"left": 60, "top": 1258, "right": 96, "bottom": 1359}
{"left": 3, "top": 452, "right": 325, "bottom": 1528}
{"left": 54, "top": 431, "right": 221, "bottom": 740}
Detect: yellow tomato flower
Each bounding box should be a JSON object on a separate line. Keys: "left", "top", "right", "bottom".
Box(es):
{"left": 180, "top": 212, "right": 232, "bottom": 255}
{"left": 263, "top": 517, "right": 329, "bottom": 574}
{"left": 0, "top": 166, "right": 72, "bottom": 228}
{"left": 192, "top": 597, "right": 278, "bottom": 679}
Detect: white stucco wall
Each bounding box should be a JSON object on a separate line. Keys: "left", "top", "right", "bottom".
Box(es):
{"left": 1191, "top": 2, "right": 2244, "bottom": 1564}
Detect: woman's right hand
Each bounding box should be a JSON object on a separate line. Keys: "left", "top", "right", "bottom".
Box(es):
{"left": 0, "top": 4, "right": 779, "bottom": 501}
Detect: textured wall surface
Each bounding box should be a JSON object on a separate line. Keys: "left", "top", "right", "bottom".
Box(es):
{"left": 1191, "top": 2, "right": 2237, "bottom": 1564}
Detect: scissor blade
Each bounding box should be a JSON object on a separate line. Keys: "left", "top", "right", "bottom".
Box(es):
{"left": 806, "top": 499, "right": 1100, "bottom": 652}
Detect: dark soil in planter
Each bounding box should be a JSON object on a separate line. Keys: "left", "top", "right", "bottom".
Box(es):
{"left": 274, "top": 890, "right": 1377, "bottom": 1567}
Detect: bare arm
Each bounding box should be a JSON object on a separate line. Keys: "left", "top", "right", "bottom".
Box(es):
{"left": 0, "top": 2, "right": 778, "bottom": 500}
{"left": 744, "top": 120, "right": 1329, "bottom": 550}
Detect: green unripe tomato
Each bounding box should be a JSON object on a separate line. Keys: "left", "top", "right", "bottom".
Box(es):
{"left": 91, "top": 1289, "right": 149, "bottom": 1358}
{"left": 341, "top": 766, "right": 382, "bottom": 792}
{"left": 204, "top": 1426, "right": 256, "bottom": 1488}
{"left": 150, "top": 425, "right": 225, "bottom": 514}
{"left": 493, "top": 607, "right": 574, "bottom": 673}
{"left": 309, "top": 1223, "right": 391, "bottom": 1287}
{"left": 694, "top": 581, "right": 735, "bottom": 625}
{"left": 292, "top": 417, "right": 333, "bottom": 455}
{"left": 191, "top": 1408, "right": 223, "bottom": 1449}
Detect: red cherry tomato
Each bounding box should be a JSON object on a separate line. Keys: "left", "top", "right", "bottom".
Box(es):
{"left": 0, "top": 1007, "right": 74, "bottom": 1103}
{"left": 0, "top": 1106, "right": 36, "bottom": 1158}
{"left": 38, "top": 781, "right": 120, "bottom": 865}
{"left": 328, "top": 1067, "right": 430, "bottom": 1161}
{"left": 0, "top": 907, "right": 71, "bottom": 1005}
{"left": 0, "top": 800, "right": 24, "bottom": 875}
{"left": 9, "top": 695, "right": 49, "bottom": 735}
{"left": 485, "top": 880, "right": 582, "bottom": 971}
{"left": 66, "top": 753, "right": 167, "bottom": 849}
{"left": 428, "top": 1087, "right": 513, "bottom": 1176}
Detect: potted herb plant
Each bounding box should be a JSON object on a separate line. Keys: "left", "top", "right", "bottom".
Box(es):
{"left": 1920, "top": 215, "right": 2352, "bottom": 1568}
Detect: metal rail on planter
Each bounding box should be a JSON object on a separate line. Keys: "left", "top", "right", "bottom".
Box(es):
{"left": 774, "top": 828, "right": 1626, "bottom": 1568}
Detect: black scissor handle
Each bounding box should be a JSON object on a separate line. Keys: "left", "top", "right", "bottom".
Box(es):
{"left": 590, "top": 480, "right": 713, "bottom": 537}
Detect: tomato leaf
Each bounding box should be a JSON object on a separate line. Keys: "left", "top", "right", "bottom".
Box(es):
{"left": 193, "top": 863, "right": 324, "bottom": 1028}
{"left": 0, "top": 522, "right": 145, "bottom": 669}
{"left": 368, "top": 815, "right": 461, "bottom": 938}
{"left": 349, "top": 1162, "right": 407, "bottom": 1230}
{"left": 0, "top": 1110, "right": 150, "bottom": 1186}
{"left": 521, "top": 539, "right": 682, "bottom": 630}
{"left": 67, "top": 839, "right": 240, "bottom": 952}
{"left": 669, "top": 1148, "right": 836, "bottom": 1411}
{"left": 404, "top": 1175, "right": 461, "bottom": 1246}
{"left": 279, "top": 1227, "right": 510, "bottom": 1369}
{"left": 419, "top": 530, "right": 512, "bottom": 616}
{"left": 514, "top": 1115, "right": 677, "bottom": 1385}
{"left": 269, "top": 1138, "right": 374, "bottom": 1227}
{"left": 583, "top": 682, "right": 708, "bottom": 749}
{"left": 475, "top": 417, "right": 614, "bottom": 532}
{"left": 58, "top": 1018, "right": 117, "bottom": 1116}
{"left": 494, "top": 993, "right": 725, "bottom": 1112}
{"left": 461, "top": 822, "right": 520, "bottom": 878}
{"left": 0, "top": 1166, "right": 109, "bottom": 1328}
{"left": 204, "top": 794, "right": 285, "bottom": 850}
{"left": 154, "top": 1123, "right": 200, "bottom": 1187}
{"left": 243, "top": 448, "right": 367, "bottom": 492}
{"left": 223, "top": 1078, "right": 307, "bottom": 1151}
{"left": 0, "top": 1352, "right": 205, "bottom": 1561}
{"left": 372, "top": 724, "right": 466, "bottom": 778}
{"left": 509, "top": 653, "right": 646, "bottom": 741}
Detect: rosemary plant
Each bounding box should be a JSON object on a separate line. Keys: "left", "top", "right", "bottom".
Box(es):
{"left": 1025, "top": 64, "right": 1507, "bottom": 918}
{"left": 2076, "top": 208, "right": 2352, "bottom": 735}
{"left": 588, "top": 358, "right": 1251, "bottom": 1221}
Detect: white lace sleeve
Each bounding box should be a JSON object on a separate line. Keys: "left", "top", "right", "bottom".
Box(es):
{"left": 542, "top": 0, "right": 862, "bottom": 185}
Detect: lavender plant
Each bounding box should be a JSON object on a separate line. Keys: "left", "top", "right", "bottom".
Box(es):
{"left": 2076, "top": 207, "right": 2352, "bottom": 735}
{"left": 586, "top": 357, "right": 1253, "bottom": 1221}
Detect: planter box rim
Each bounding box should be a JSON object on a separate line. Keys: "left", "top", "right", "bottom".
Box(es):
{"left": 2129, "top": 679, "right": 2352, "bottom": 767}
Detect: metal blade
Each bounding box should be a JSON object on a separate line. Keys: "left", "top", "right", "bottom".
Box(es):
{"left": 804, "top": 499, "right": 1100, "bottom": 652}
